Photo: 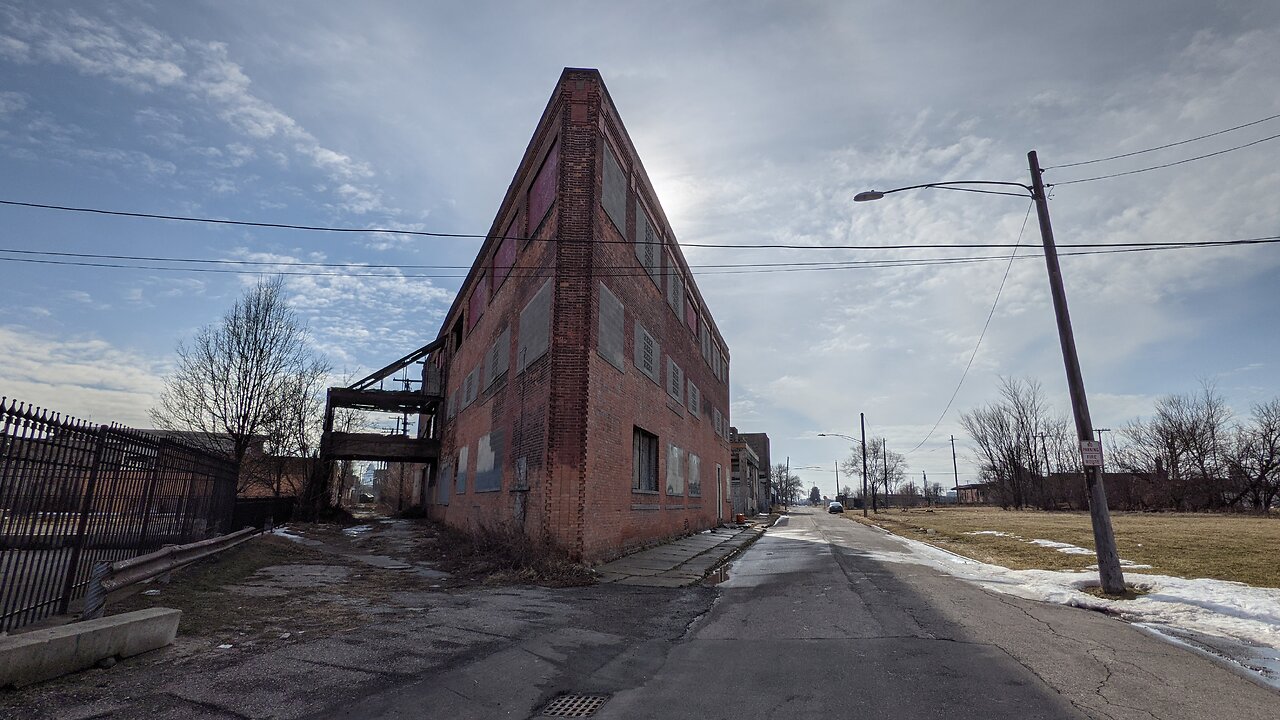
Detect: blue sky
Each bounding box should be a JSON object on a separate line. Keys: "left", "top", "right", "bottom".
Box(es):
{"left": 1, "top": 1, "right": 1277, "bottom": 496}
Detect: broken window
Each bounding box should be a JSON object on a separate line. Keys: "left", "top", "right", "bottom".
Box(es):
{"left": 633, "top": 426, "right": 659, "bottom": 493}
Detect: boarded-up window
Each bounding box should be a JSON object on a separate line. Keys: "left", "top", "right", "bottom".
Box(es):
{"left": 447, "top": 389, "right": 458, "bottom": 419}
{"left": 597, "top": 283, "right": 625, "bottom": 371}
{"left": 684, "top": 294, "right": 698, "bottom": 332}
{"left": 720, "top": 352, "right": 728, "bottom": 382}
{"left": 485, "top": 327, "right": 510, "bottom": 388}
{"left": 463, "top": 368, "right": 478, "bottom": 408}
{"left": 467, "top": 272, "right": 489, "bottom": 333}
{"left": 474, "top": 431, "right": 502, "bottom": 492}
{"left": 528, "top": 141, "right": 559, "bottom": 233}
{"left": 687, "top": 380, "right": 700, "bottom": 417}
{"left": 455, "top": 445, "right": 469, "bottom": 495}
{"left": 492, "top": 219, "right": 518, "bottom": 289}
{"left": 666, "top": 257, "right": 683, "bottom": 318}
{"left": 700, "top": 323, "right": 711, "bottom": 365}
{"left": 666, "top": 444, "right": 684, "bottom": 496}
{"left": 713, "top": 408, "right": 723, "bottom": 437}
{"left": 666, "top": 357, "right": 683, "bottom": 403}
{"left": 634, "top": 202, "right": 661, "bottom": 287}
{"left": 602, "top": 143, "right": 627, "bottom": 234}
{"left": 688, "top": 453, "right": 701, "bottom": 497}
{"left": 437, "top": 459, "right": 453, "bottom": 505}
{"left": 518, "top": 279, "right": 553, "bottom": 372}
{"left": 634, "top": 321, "right": 659, "bottom": 384}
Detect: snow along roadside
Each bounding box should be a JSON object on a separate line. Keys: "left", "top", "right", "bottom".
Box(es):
{"left": 859, "top": 529, "right": 1280, "bottom": 689}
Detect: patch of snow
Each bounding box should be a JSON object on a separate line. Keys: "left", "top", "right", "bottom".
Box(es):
{"left": 1028, "top": 539, "right": 1096, "bottom": 555}
{"left": 964, "top": 530, "right": 1019, "bottom": 537}
{"left": 860, "top": 534, "right": 1280, "bottom": 689}
{"left": 342, "top": 525, "right": 373, "bottom": 536}
{"left": 272, "top": 527, "right": 305, "bottom": 542}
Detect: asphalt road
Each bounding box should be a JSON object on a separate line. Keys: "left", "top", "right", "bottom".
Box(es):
{"left": 8, "top": 510, "right": 1276, "bottom": 719}
{"left": 590, "top": 508, "right": 1277, "bottom": 720}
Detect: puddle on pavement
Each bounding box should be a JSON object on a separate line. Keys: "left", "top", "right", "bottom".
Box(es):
{"left": 703, "top": 565, "right": 731, "bottom": 586}
{"left": 342, "top": 525, "right": 374, "bottom": 537}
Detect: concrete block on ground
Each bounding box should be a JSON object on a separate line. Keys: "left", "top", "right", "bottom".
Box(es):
{"left": 0, "top": 607, "right": 180, "bottom": 688}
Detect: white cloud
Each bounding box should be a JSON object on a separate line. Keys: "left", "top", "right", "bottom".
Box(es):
{"left": 0, "top": 325, "right": 166, "bottom": 427}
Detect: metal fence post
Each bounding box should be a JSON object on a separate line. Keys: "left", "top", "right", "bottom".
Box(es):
{"left": 58, "top": 424, "right": 109, "bottom": 615}
{"left": 79, "top": 561, "right": 110, "bottom": 620}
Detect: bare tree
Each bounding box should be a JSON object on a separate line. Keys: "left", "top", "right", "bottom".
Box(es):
{"left": 772, "top": 463, "right": 803, "bottom": 508}
{"left": 840, "top": 437, "right": 907, "bottom": 512}
{"left": 151, "top": 277, "right": 329, "bottom": 489}
{"left": 1114, "top": 382, "right": 1232, "bottom": 511}
{"left": 960, "top": 377, "right": 1069, "bottom": 509}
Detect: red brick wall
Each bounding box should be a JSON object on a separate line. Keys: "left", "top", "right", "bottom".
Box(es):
{"left": 424, "top": 68, "right": 732, "bottom": 563}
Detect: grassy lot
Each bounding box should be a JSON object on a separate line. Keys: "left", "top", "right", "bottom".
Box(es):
{"left": 847, "top": 507, "right": 1280, "bottom": 588}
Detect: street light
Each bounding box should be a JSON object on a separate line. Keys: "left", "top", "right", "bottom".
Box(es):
{"left": 852, "top": 151, "right": 1126, "bottom": 595}
{"left": 819, "top": 415, "right": 870, "bottom": 517}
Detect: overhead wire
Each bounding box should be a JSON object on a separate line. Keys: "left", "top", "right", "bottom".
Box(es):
{"left": 1047, "top": 112, "right": 1280, "bottom": 169}
{"left": 1048, "top": 130, "right": 1280, "bottom": 186}
{"left": 905, "top": 200, "right": 1036, "bottom": 456}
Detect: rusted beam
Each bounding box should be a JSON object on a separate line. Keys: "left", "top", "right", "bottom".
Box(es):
{"left": 327, "top": 387, "right": 442, "bottom": 412}
{"left": 326, "top": 433, "right": 441, "bottom": 462}
{"left": 348, "top": 337, "right": 447, "bottom": 391}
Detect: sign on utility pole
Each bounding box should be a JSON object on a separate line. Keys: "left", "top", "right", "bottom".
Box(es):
{"left": 1079, "top": 440, "right": 1103, "bottom": 468}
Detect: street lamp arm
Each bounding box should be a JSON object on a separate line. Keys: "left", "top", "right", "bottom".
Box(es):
{"left": 817, "top": 432, "right": 863, "bottom": 446}
{"left": 854, "top": 180, "right": 1033, "bottom": 202}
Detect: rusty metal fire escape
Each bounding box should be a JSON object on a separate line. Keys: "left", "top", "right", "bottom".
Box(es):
{"left": 319, "top": 337, "right": 446, "bottom": 465}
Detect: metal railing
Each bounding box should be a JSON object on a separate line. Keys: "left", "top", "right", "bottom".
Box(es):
{"left": 0, "top": 398, "right": 237, "bottom": 631}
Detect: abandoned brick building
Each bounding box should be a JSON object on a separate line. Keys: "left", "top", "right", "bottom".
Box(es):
{"left": 416, "top": 68, "right": 733, "bottom": 562}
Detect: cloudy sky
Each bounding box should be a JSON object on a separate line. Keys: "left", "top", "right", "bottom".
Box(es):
{"left": 1, "top": 1, "right": 1277, "bottom": 496}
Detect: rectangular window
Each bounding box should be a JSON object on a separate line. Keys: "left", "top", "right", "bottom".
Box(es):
{"left": 686, "top": 380, "right": 700, "bottom": 417}
{"left": 518, "top": 279, "right": 553, "bottom": 372}
{"left": 688, "top": 453, "right": 701, "bottom": 497}
{"left": 528, "top": 141, "right": 559, "bottom": 234}
{"left": 492, "top": 219, "right": 518, "bottom": 289}
{"left": 665, "top": 257, "right": 683, "bottom": 318}
{"left": 666, "top": 444, "right": 685, "bottom": 496}
{"left": 455, "top": 445, "right": 469, "bottom": 495}
{"left": 713, "top": 407, "right": 723, "bottom": 437}
{"left": 633, "top": 427, "right": 659, "bottom": 492}
{"left": 484, "top": 327, "right": 510, "bottom": 389}
{"left": 700, "top": 323, "right": 711, "bottom": 365}
{"left": 635, "top": 202, "right": 661, "bottom": 287}
{"left": 474, "top": 431, "right": 502, "bottom": 492}
{"left": 720, "top": 352, "right": 729, "bottom": 382}
{"left": 462, "top": 368, "right": 478, "bottom": 408}
{"left": 597, "top": 282, "right": 626, "bottom": 371}
{"left": 437, "top": 459, "right": 453, "bottom": 505}
{"left": 602, "top": 143, "right": 628, "bottom": 233}
{"left": 634, "top": 321, "right": 660, "bottom": 384}
{"left": 666, "top": 357, "right": 683, "bottom": 403}
{"left": 467, "top": 272, "right": 489, "bottom": 333}
{"left": 684, "top": 294, "right": 698, "bottom": 332}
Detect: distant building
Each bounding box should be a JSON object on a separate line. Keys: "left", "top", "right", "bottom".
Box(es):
{"left": 729, "top": 432, "right": 760, "bottom": 517}
{"left": 955, "top": 482, "right": 993, "bottom": 505}
{"left": 415, "top": 68, "right": 733, "bottom": 562}
{"left": 734, "top": 430, "right": 772, "bottom": 511}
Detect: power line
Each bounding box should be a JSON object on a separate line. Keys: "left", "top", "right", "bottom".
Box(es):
{"left": 1049, "top": 130, "right": 1280, "bottom": 186}
{"left": 904, "top": 201, "right": 1036, "bottom": 456}
{"left": 1046, "top": 112, "right": 1280, "bottom": 169}
{"left": 0, "top": 236, "right": 1274, "bottom": 279}
{"left": 3, "top": 236, "right": 1276, "bottom": 271}
{"left": 3, "top": 197, "right": 1274, "bottom": 251}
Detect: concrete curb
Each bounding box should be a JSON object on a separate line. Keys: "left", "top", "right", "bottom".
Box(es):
{"left": 595, "top": 526, "right": 767, "bottom": 588}
{"left": 0, "top": 607, "right": 181, "bottom": 688}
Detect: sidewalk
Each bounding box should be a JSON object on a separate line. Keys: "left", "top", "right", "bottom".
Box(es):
{"left": 593, "top": 524, "right": 766, "bottom": 587}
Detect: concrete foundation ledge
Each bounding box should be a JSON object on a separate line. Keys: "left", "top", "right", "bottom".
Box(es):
{"left": 0, "top": 607, "right": 181, "bottom": 688}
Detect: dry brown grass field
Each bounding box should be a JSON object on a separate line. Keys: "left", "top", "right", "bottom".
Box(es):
{"left": 848, "top": 507, "right": 1280, "bottom": 588}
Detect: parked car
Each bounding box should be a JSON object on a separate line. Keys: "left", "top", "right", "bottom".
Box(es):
{"left": 827, "top": 501, "right": 844, "bottom": 514}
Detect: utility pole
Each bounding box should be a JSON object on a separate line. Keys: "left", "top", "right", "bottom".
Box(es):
{"left": 882, "top": 438, "right": 889, "bottom": 510}
{"left": 1029, "top": 150, "right": 1125, "bottom": 595}
{"left": 1094, "top": 428, "right": 1112, "bottom": 474}
{"left": 859, "top": 413, "right": 869, "bottom": 517}
{"left": 950, "top": 435, "right": 960, "bottom": 504}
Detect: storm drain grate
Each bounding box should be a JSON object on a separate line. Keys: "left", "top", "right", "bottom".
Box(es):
{"left": 539, "top": 692, "right": 611, "bottom": 717}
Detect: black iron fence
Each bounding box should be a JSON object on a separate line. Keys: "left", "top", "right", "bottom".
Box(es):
{"left": 231, "top": 495, "right": 295, "bottom": 530}
{"left": 0, "top": 398, "right": 237, "bottom": 632}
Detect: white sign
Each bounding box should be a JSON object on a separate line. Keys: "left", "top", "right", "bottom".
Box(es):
{"left": 1079, "top": 440, "right": 1103, "bottom": 467}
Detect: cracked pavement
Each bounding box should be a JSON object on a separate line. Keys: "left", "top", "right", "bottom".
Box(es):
{"left": 4, "top": 509, "right": 1275, "bottom": 719}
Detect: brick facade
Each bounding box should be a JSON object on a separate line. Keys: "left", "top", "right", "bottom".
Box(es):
{"left": 419, "top": 69, "right": 732, "bottom": 562}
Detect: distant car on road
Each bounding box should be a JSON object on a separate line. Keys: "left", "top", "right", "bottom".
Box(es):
{"left": 827, "top": 501, "right": 844, "bottom": 514}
